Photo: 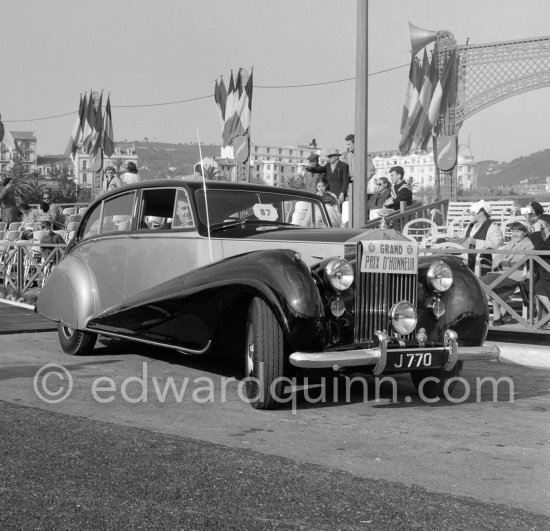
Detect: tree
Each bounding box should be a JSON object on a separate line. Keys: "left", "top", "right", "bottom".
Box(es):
{"left": 18, "top": 171, "right": 46, "bottom": 204}
{"left": 49, "top": 163, "right": 77, "bottom": 203}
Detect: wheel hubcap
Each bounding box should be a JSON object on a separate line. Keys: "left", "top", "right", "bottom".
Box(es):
{"left": 246, "top": 327, "right": 254, "bottom": 377}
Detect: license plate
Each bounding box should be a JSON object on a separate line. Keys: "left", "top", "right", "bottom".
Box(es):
{"left": 388, "top": 351, "right": 444, "bottom": 370}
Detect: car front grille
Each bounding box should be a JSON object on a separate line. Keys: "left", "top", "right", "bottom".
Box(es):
{"left": 353, "top": 243, "right": 418, "bottom": 343}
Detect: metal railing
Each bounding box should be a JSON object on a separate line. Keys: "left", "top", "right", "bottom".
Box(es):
{"left": 363, "top": 199, "right": 450, "bottom": 232}
{"left": 421, "top": 246, "right": 550, "bottom": 334}
{"left": 0, "top": 241, "right": 66, "bottom": 295}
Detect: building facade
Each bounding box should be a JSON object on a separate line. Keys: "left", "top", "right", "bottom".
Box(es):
{"left": 218, "top": 143, "right": 320, "bottom": 186}
{"left": 0, "top": 131, "right": 38, "bottom": 175}
{"left": 370, "top": 144, "right": 478, "bottom": 194}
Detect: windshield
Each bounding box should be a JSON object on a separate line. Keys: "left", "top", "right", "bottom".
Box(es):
{"left": 194, "top": 189, "right": 331, "bottom": 228}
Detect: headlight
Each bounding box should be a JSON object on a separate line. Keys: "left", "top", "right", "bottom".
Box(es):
{"left": 390, "top": 301, "right": 417, "bottom": 335}
{"left": 324, "top": 258, "right": 354, "bottom": 291}
{"left": 427, "top": 260, "right": 453, "bottom": 292}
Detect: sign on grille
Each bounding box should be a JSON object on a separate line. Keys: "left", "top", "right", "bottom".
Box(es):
{"left": 360, "top": 240, "right": 418, "bottom": 274}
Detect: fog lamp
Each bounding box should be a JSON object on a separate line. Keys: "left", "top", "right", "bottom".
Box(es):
{"left": 330, "top": 298, "right": 346, "bottom": 317}
{"left": 427, "top": 297, "right": 445, "bottom": 318}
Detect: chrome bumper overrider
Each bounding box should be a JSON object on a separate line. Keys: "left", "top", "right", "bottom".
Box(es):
{"left": 289, "top": 330, "right": 500, "bottom": 374}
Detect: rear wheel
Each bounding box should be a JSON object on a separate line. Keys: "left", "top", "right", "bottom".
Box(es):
{"left": 411, "top": 361, "right": 463, "bottom": 400}
{"left": 57, "top": 324, "right": 97, "bottom": 356}
{"left": 244, "top": 297, "right": 285, "bottom": 410}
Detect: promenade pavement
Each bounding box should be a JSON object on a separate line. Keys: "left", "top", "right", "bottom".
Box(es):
{"left": 0, "top": 301, "right": 547, "bottom": 368}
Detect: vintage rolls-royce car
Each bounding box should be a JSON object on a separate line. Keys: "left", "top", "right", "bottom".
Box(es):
{"left": 37, "top": 180, "right": 499, "bottom": 409}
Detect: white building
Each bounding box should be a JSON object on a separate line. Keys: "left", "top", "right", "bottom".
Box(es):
{"left": 370, "top": 144, "right": 478, "bottom": 194}
{"left": 219, "top": 143, "right": 320, "bottom": 185}
{"left": 0, "top": 131, "right": 37, "bottom": 175}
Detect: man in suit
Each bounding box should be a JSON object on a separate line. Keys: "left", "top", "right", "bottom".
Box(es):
{"left": 305, "top": 148, "right": 350, "bottom": 208}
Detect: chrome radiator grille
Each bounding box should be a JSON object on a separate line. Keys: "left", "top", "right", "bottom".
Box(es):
{"left": 353, "top": 244, "right": 418, "bottom": 343}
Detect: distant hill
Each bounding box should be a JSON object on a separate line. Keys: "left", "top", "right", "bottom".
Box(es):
{"left": 478, "top": 149, "right": 550, "bottom": 186}
{"left": 116, "top": 141, "right": 222, "bottom": 180}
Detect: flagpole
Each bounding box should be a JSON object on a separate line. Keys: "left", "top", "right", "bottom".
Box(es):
{"left": 197, "top": 128, "right": 213, "bottom": 263}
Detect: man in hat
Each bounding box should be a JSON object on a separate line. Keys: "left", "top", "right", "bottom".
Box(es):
{"left": 305, "top": 148, "right": 349, "bottom": 207}
{"left": 303, "top": 153, "right": 322, "bottom": 193}
{"left": 463, "top": 199, "right": 503, "bottom": 275}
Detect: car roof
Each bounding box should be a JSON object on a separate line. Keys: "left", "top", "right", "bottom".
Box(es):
{"left": 88, "top": 179, "right": 321, "bottom": 209}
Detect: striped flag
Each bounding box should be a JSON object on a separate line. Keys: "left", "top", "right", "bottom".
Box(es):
{"left": 435, "top": 50, "right": 458, "bottom": 135}
{"left": 81, "top": 90, "right": 96, "bottom": 152}
{"left": 399, "top": 51, "right": 428, "bottom": 155}
{"left": 64, "top": 94, "right": 87, "bottom": 158}
{"left": 400, "top": 57, "right": 421, "bottom": 135}
{"left": 89, "top": 92, "right": 103, "bottom": 158}
{"left": 413, "top": 52, "right": 439, "bottom": 148}
{"left": 102, "top": 95, "right": 115, "bottom": 157}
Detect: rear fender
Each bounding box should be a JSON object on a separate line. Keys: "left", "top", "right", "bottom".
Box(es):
{"left": 36, "top": 255, "right": 95, "bottom": 330}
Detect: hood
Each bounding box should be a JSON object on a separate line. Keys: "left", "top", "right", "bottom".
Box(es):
{"left": 245, "top": 227, "right": 410, "bottom": 243}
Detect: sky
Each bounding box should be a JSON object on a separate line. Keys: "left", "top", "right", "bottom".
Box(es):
{"left": 1, "top": 0, "right": 549, "bottom": 163}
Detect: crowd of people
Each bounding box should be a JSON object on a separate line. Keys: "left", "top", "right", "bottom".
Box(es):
{"left": 449, "top": 199, "right": 550, "bottom": 328}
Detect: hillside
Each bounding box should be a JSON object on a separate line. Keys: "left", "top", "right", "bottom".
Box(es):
{"left": 478, "top": 148, "right": 550, "bottom": 186}
{"left": 116, "top": 141, "right": 222, "bottom": 180}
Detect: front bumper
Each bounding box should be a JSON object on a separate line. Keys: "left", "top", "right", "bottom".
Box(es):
{"left": 289, "top": 330, "right": 500, "bottom": 374}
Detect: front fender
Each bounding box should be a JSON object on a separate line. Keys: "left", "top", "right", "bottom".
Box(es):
{"left": 88, "top": 249, "right": 325, "bottom": 352}
{"left": 418, "top": 256, "right": 489, "bottom": 345}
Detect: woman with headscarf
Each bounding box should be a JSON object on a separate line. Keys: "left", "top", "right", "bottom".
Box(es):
{"left": 480, "top": 221, "right": 533, "bottom": 325}
{"left": 463, "top": 199, "right": 503, "bottom": 275}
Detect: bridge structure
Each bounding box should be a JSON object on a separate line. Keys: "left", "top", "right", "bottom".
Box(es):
{"left": 416, "top": 26, "right": 550, "bottom": 201}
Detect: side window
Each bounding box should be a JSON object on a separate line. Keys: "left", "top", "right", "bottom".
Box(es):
{"left": 172, "top": 189, "right": 194, "bottom": 229}
{"left": 139, "top": 188, "right": 178, "bottom": 230}
{"left": 101, "top": 192, "right": 136, "bottom": 233}
{"left": 80, "top": 203, "right": 102, "bottom": 239}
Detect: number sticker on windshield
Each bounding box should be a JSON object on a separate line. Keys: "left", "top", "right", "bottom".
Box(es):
{"left": 253, "top": 204, "right": 278, "bottom": 221}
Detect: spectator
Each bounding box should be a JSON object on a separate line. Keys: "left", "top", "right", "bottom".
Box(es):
{"left": 303, "top": 154, "right": 321, "bottom": 193}
{"left": 316, "top": 177, "right": 342, "bottom": 228}
{"left": 121, "top": 161, "right": 141, "bottom": 185}
{"left": 480, "top": 221, "right": 533, "bottom": 325}
{"left": 344, "top": 134, "right": 355, "bottom": 181}
{"left": 101, "top": 166, "right": 123, "bottom": 193}
{"left": 19, "top": 201, "right": 41, "bottom": 240}
{"left": 522, "top": 201, "right": 546, "bottom": 239}
{"left": 463, "top": 200, "right": 504, "bottom": 275}
{"left": 533, "top": 213, "right": 550, "bottom": 327}
{"left": 383, "top": 166, "right": 413, "bottom": 210}
{"left": 305, "top": 149, "right": 349, "bottom": 208}
{"left": 366, "top": 177, "right": 392, "bottom": 218}
{"left": 0, "top": 175, "right": 19, "bottom": 227}
{"left": 38, "top": 191, "right": 63, "bottom": 230}
{"left": 39, "top": 220, "right": 65, "bottom": 262}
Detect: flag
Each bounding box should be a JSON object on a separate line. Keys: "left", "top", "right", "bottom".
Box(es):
{"left": 400, "top": 57, "right": 421, "bottom": 135}
{"left": 435, "top": 50, "right": 458, "bottom": 135}
{"left": 214, "top": 78, "right": 228, "bottom": 126}
{"left": 64, "top": 94, "right": 86, "bottom": 158}
{"left": 89, "top": 92, "right": 103, "bottom": 159}
{"left": 413, "top": 52, "right": 439, "bottom": 148}
{"left": 221, "top": 69, "right": 253, "bottom": 147}
{"left": 398, "top": 51, "right": 427, "bottom": 155}
{"left": 102, "top": 95, "right": 115, "bottom": 157}
{"left": 82, "top": 91, "right": 97, "bottom": 152}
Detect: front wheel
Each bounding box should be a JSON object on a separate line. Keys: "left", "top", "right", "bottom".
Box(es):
{"left": 244, "top": 297, "right": 285, "bottom": 410}
{"left": 410, "top": 361, "right": 463, "bottom": 400}
{"left": 58, "top": 324, "right": 97, "bottom": 356}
